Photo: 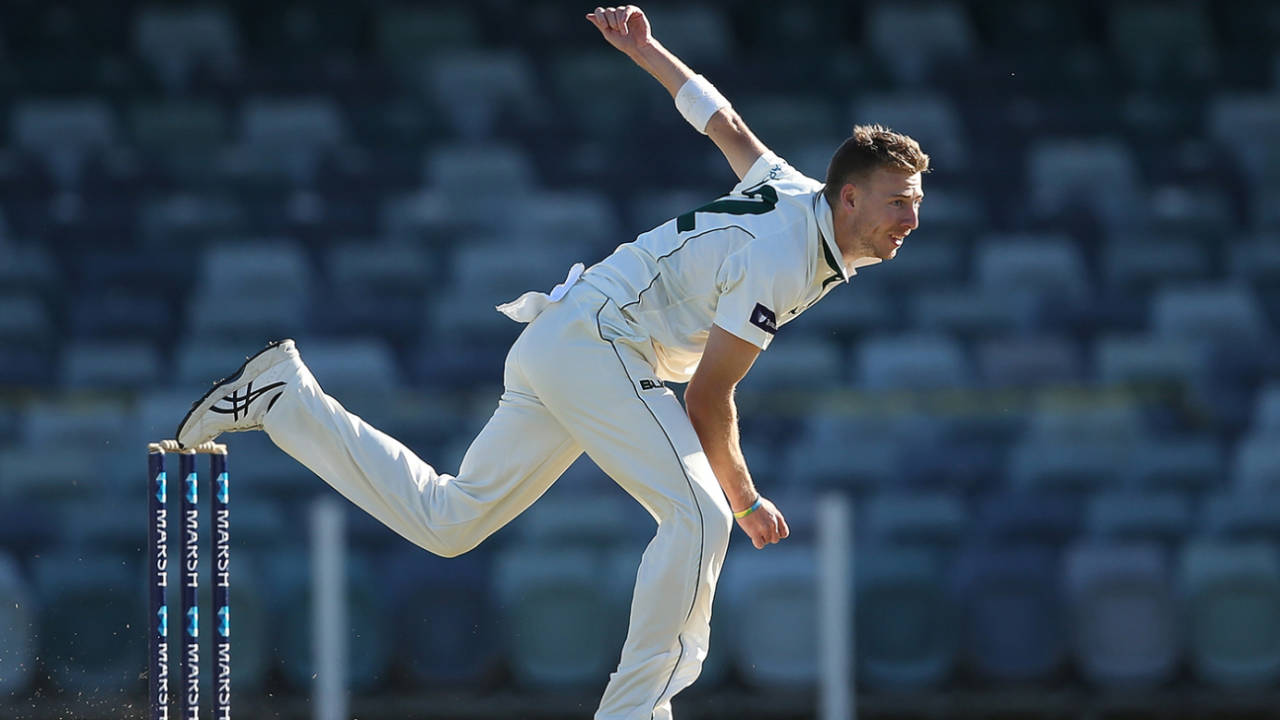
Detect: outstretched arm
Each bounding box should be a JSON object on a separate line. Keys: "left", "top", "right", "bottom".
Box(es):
{"left": 586, "top": 5, "right": 770, "bottom": 181}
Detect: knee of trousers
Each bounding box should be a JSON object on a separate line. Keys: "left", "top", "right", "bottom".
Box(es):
{"left": 706, "top": 498, "right": 733, "bottom": 555}
{"left": 666, "top": 487, "right": 732, "bottom": 558}
{"left": 427, "top": 539, "right": 472, "bottom": 559}
{"left": 417, "top": 525, "right": 482, "bottom": 559}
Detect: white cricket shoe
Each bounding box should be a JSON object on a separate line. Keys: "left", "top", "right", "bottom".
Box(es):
{"left": 176, "top": 339, "right": 300, "bottom": 448}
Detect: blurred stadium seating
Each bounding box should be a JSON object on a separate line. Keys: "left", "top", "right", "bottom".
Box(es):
{"left": 0, "top": 1, "right": 1277, "bottom": 717}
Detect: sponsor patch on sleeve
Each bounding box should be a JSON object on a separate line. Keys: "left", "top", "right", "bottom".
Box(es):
{"left": 750, "top": 303, "right": 778, "bottom": 335}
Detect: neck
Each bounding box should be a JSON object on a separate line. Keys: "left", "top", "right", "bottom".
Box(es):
{"left": 832, "top": 216, "right": 876, "bottom": 267}
{"left": 839, "top": 238, "right": 872, "bottom": 266}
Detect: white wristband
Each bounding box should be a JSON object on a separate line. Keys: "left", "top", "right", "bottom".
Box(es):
{"left": 674, "top": 75, "right": 730, "bottom": 134}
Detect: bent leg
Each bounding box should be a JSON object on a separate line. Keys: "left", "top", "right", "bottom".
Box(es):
{"left": 264, "top": 356, "right": 581, "bottom": 557}
{"left": 583, "top": 390, "right": 733, "bottom": 720}
{"left": 518, "top": 297, "right": 734, "bottom": 720}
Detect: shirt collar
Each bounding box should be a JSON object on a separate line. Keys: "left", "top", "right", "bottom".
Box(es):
{"left": 814, "top": 192, "right": 880, "bottom": 283}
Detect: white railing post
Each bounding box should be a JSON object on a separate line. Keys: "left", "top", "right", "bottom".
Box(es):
{"left": 311, "top": 498, "right": 348, "bottom": 720}
{"left": 818, "top": 492, "right": 854, "bottom": 720}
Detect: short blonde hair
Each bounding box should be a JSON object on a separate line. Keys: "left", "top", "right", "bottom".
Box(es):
{"left": 823, "top": 124, "right": 930, "bottom": 204}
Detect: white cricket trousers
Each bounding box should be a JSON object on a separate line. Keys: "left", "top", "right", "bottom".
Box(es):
{"left": 262, "top": 281, "right": 734, "bottom": 720}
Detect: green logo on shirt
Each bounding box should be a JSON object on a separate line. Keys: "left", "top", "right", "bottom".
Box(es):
{"left": 676, "top": 185, "right": 779, "bottom": 232}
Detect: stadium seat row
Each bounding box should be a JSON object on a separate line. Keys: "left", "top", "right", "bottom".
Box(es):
{"left": 4, "top": 536, "right": 1279, "bottom": 698}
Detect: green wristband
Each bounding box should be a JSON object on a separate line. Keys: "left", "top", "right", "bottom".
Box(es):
{"left": 733, "top": 497, "right": 762, "bottom": 519}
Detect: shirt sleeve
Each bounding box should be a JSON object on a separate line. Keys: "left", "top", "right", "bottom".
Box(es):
{"left": 713, "top": 242, "right": 805, "bottom": 351}
{"left": 731, "top": 152, "right": 808, "bottom": 194}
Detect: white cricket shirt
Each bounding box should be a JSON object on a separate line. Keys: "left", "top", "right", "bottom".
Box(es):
{"left": 581, "top": 153, "right": 880, "bottom": 382}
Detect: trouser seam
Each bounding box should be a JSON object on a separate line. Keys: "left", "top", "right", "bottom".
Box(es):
{"left": 592, "top": 298, "right": 705, "bottom": 717}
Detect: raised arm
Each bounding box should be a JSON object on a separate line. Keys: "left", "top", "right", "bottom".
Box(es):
{"left": 586, "top": 5, "right": 770, "bottom": 181}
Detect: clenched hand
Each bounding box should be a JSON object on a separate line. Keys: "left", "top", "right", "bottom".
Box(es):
{"left": 736, "top": 496, "right": 790, "bottom": 550}
{"left": 585, "top": 6, "right": 653, "bottom": 56}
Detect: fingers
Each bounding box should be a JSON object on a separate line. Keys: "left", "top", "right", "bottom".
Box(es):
{"left": 608, "top": 6, "right": 627, "bottom": 34}
{"left": 588, "top": 6, "right": 633, "bottom": 34}
{"left": 746, "top": 511, "right": 788, "bottom": 549}
{"left": 746, "top": 519, "right": 781, "bottom": 549}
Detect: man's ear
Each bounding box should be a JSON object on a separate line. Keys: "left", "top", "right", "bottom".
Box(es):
{"left": 840, "top": 182, "right": 858, "bottom": 211}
